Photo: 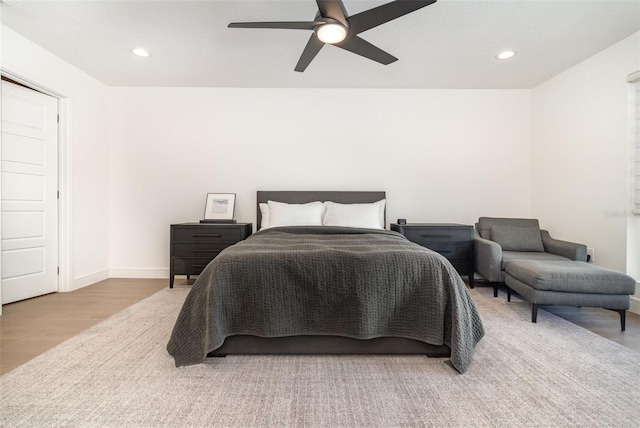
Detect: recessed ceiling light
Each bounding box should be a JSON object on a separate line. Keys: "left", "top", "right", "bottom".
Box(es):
{"left": 496, "top": 50, "right": 517, "bottom": 60}
{"left": 131, "top": 48, "right": 151, "bottom": 58}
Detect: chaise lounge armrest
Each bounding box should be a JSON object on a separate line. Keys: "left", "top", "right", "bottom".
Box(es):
{"left": 540, "top": 230, "right": 587, "bottom": 262}
{"left": 474, "top": 230, "right": 503, "bottom": 282}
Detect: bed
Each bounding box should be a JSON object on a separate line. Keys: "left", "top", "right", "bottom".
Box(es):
{"left": 167, "top": 191, "right": 484, "bottom": 373}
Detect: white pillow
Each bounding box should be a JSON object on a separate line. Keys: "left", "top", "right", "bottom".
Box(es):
{"left": 259, "top": 203, "right": 270, "bottom": 230}
{"left": 267, "top": 200, "right": 324, "bottom": 227}
{"left": 322, "top": 200, "right": 386, "bottom": 229}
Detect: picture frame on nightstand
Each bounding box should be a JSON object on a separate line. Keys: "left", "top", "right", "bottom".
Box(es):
{"left": 201, "top": 193, "right": 236, "bottom": 223}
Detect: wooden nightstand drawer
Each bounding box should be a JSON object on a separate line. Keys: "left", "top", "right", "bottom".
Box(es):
{"left": 403, "top": 228, "right": 470, "bottom": 245}
{"left": 172, "top": 243, "right": 230, "bottom": 257}
{"left": 172, "top": 227, "right": 242, "bottom": 243}
{"left": 172, "top": 257, "right": 217, "bottom": 275}
{"left": 169, "top": 222, "right": 252, "bottom": 288}
{"left": 426, "top": 242, "right": 472, "bottom": 260}
{"left": 391, "top": 223, "right": 474, "bottom": 288}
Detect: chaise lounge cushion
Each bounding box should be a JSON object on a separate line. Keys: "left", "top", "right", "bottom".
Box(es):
{"left": 501, "top": 251, "right": 569, "bottom": 269}
{"left": 477, "top": 217, "right": 540, "bottom": 240}
{"left": 490, "top": 225, "right": 545, "bottom": 252}
{"left": 505, "top": 260, "right": 637, "bottom": 295}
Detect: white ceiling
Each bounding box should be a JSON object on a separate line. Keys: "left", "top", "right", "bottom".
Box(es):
{"left": 1, "top": 0, "right": 639, "bottom": 89}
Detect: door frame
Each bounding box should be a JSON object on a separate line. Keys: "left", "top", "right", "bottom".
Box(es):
{"left": 1, "top": 67, "right": 73, "bottom": 301}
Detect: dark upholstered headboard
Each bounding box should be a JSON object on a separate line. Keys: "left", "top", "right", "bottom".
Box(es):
{"left": 257, "top": 191, "right": 386, "bottom": 228}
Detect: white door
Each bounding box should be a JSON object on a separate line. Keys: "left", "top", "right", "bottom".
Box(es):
{"left": 1, "top": 80, "right": 58, "bottom": 304}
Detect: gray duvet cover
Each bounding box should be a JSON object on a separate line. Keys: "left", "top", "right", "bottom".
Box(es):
{"left": 167, "top": 226, "right": 484, "bottom": 373}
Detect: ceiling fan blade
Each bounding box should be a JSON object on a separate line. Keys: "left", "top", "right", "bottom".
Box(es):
{"left": 335, "top": 35, "right": 397, "bottom": 65}
{"left": 228, "top": 21, "right": 319, "bottom": 30}
{"left": 347, "top": 0, "right": 436, "bottom": 34}
{"left": 316, "top": 0, "right": 349, "bottom": 26}
{"left": 295, "top": 33, "right": 325, "bottom": 72}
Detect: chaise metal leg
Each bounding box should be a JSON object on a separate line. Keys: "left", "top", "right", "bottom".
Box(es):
{"left": 492, "top": 282, "right": 499, "bottom": 297}
{"left": 531, "top": 304, "right": 539, "bottom": 323}
{"left": 507, "top": 287, "right": 512, "bottom": 302}
{"left": 615, "top": 309, "right": 626, "bottom": 331}
{"left": 603, "top": 309, "right": 627, "bottom": 331}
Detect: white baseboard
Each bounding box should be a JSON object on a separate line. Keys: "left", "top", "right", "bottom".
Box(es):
{"left": 109, "top": 268, "right": 169, "bottom": 279}
{"left": 71, "top": 269, "right": 109, "bottom": 291}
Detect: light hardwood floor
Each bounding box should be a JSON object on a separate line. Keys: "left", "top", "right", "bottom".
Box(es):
{"left": 1, "top": 279, "right": 638, "bottom": 375}
{"left": 0, "top": 278, "right": 168, "bottom": 375}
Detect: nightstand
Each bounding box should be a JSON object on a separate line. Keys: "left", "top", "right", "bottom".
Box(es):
{"left": 391, "top": 223, "right": 474, "bottom": 288}
{"left": 169, "top": 222, "right": 252, "bottom": 288}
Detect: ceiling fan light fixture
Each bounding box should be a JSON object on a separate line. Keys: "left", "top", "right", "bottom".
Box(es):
{"left": 316, "top": 23, "right": 347, "bottom": 44}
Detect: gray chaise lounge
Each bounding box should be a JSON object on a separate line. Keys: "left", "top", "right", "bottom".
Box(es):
{"left": 504, "top": 260, "right": 636, "bottom": 330}
{"left": 474, "top": 217, "right": 587, "bottom": 297}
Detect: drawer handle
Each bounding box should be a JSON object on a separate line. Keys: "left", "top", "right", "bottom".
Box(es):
{"left": 192, "top": 264, "right": 206, "bottom": 269}
{"left": 438, "top": 250, "right": 453, "bottom": 254}
{"left": 421, "top": 234, "right": 452, "bottom": 238}
{"left": 192, "top": 249, "right": 219, "bottom": 253}
{"left": 193, "top": 234, "right": 222, "bottom": 238}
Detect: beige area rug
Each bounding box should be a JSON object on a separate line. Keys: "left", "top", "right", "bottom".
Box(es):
{"left": 1, "top": 286, "right": 640, "bottom": 427}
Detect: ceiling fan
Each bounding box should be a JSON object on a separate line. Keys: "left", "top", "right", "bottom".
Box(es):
{"left": 228, "top": 0, "right": 437, "bottom": 72}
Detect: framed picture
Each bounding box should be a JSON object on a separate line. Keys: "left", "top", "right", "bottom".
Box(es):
{"left": 203, "top": 193, "right": 236, "bottom": 221}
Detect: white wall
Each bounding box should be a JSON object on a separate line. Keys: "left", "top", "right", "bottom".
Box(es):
{"left": 532, "top": 32, "right": 640, "bottom": 271}
{"left": 5, "top": 17, "right": 637, "bottom": 314}
{"left": 1, "top": 25, "right": 111, "bottom": 290}
{"left": 531, "top": 32, "right": 640, "bottom": 311}
{"left": 108, "top": 88, "right": 532, "bottom": 277}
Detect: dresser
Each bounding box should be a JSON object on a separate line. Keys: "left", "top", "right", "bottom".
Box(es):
{"left": 391, "top": 223, "right": 474, "bottom": 288}
{"left": 169, "top": 222, "right": 252, "bottom": 288}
